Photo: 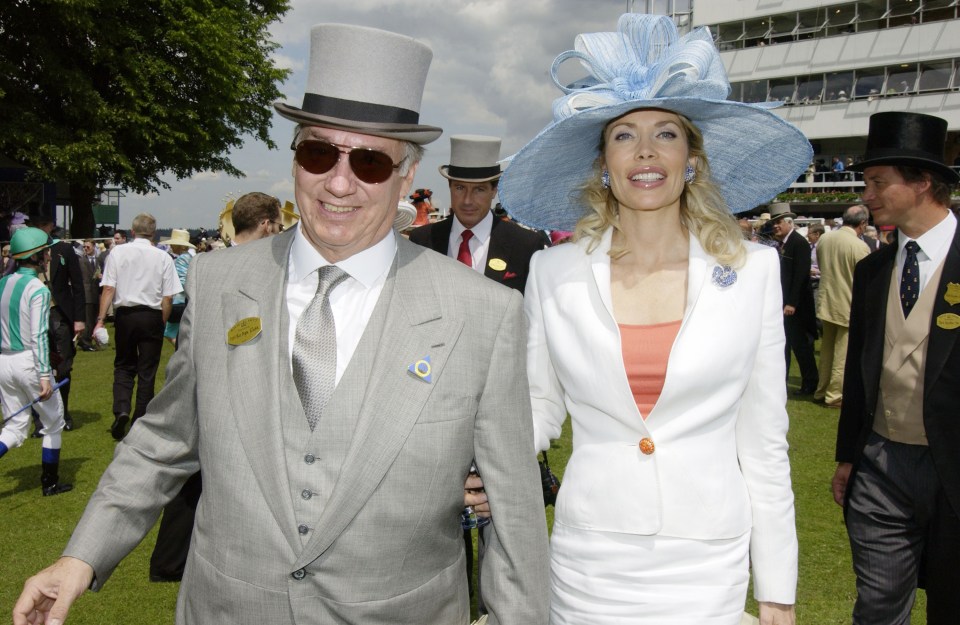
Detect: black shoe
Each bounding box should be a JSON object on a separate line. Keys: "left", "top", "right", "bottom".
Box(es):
{"left": 42, "top": 483, "right": 73, "bottom": 496}
{"left": 149, "top": 573, "right": 183, "bottom": 583}
{"left": 30, "top": 429, "right": 43, "bottom": 439}
{"left": 63, "top": 415, "right": 74, "bottom": 431}
{"left": 80, "top": 344, "right": 97, "bottom": 352}
{"left": 111, "top": 414, "right": 129, "bottom": 441}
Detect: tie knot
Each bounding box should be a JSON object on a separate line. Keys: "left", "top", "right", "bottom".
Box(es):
{"left": 461, "top": 230, "right": 473, "bottom": 243}
{"left": 905, "top": 240, "right": 921, "bottom": 256}
{"left": 316, "top": 265, "right": 348, "bottom": 296}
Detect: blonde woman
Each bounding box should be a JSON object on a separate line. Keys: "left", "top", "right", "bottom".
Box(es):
{"left": 498, "top": 15, "right": 811, "bottom": 625}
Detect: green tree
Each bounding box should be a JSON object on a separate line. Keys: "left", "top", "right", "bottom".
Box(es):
{"left": 0, "top": 0, "right": 290, "bottom": 237}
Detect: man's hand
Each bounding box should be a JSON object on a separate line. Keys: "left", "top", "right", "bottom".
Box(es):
{"left": 783, "top": 305, "right": 796, "bottom": 316}
{"left": 464, "top": 473, "right": 489, "bottom": 517}
{"left": 832, "top": 462, "right": 853, "bottom": 506}
{"left": 759, "top": 601, "right": 795, "bottom": 625}
{"left": 38, "top": 378, "right": 53, "bottom": 402}
{"left": 72, "top": 321, "right": 85, "bottom": 336}
{"left": 13, "top": 557, "right": 94, "bottom": 625}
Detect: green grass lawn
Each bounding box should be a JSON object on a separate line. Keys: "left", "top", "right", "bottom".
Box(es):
{"left": 0, "top": 337, "right": 928, "bottom": 623}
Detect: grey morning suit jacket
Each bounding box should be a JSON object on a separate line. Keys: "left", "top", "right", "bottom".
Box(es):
{"left": 64, "top": 230, "right": 549, "bottom": 625}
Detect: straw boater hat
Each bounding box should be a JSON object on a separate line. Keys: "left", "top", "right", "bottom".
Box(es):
{"left": 159, "top": 229, "right": 196, "bottom": 249}
{"left": 850, "top": 111, "right": 960, "bottom": 184}
{"left": 498, "top": 14, "right": 812, "bottom": 231}
{"left": 439, "top": 135, "right": 503, "bottom": 182}
{"left": 767, "top": 203, "right": 796, "bottom": 222}
{"left": 274, "top": 24, "right": 441, "bottom": 145}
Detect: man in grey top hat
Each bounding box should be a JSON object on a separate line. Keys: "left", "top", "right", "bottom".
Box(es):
{"left": 833, "top": 111, "right": 960, "bottom": 625}
{"left": 15, "top": 23, "right": 548, "bottom": 625}
{"left": 409, "top": 135, "right": 548, "bottom": 295}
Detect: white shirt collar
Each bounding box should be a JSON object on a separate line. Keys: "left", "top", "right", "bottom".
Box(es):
{"left": 898, "top": 209, "right": 956, "bottom": 265}
{"left": 450, "top": 210, "right": 494, "bottom": 243}
{"left": 288, "top": 224, "right": 397, "bottom": 287}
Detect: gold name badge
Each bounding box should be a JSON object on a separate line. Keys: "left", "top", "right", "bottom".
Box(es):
{"left": 487, "top": 258, "right": 507, "bottom": 272}
{"left": 936, "top": 313, "right": 960, "bottom": 330}
{"left": 945, "top": 282, "right": 960, "bottom": 306}
{"left": 227, "top": 317, "right": 263, "bottom": 345}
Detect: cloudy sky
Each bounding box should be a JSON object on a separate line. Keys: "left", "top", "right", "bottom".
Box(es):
{"left": 120, "top": 0, "right": 635, "bottom": 229}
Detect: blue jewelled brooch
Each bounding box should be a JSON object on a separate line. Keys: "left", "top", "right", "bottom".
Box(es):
{"left": 712, "top": 265, "right": 737, "bottom": 288}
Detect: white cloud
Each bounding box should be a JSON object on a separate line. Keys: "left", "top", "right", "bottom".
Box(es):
{"left": 122, "top": 1, "right": 630, "bottom": 227}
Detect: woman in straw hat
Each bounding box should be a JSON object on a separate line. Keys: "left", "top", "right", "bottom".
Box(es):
{"left": 157, "top": 229, "right": 195, "bottom": 345}
{"left": 498, "top": 14, "right": 810, "bottom": 625}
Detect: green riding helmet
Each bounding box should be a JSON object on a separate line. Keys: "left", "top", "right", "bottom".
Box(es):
{"left": 10, "top": 227, "right": 57, "bottom": 260}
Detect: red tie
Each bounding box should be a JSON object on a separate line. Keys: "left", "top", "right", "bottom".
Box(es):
{"left": 457, "top": 230, "right": 473, "bottom": 267}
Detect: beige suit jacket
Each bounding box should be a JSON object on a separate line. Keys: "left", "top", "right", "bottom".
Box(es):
{"left": 816, "top": 226, "right": 870, "bottom": 326}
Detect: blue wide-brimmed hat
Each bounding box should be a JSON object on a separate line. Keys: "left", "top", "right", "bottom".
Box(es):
{"left": 499, "top": 14, "right": 813, "bottom": 231}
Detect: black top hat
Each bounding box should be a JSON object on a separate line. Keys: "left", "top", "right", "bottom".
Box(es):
{"left": 851, "top": 112, "right": 959, "bottom": 184}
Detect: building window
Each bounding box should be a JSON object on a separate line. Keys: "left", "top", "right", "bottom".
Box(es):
{"left": 887, "top": 63, "right": 918, "bottom": 94}
{"left": 769, "top": 77, "right": 797, "bottom": 102}
{"left": 741, "top": 80, "right": 766, "bottom": 103}
{"left": 918, "top": 60, "right": 953, "bottom": 91}
{"left": 797, "top": 75, "right": 825, "bottom": 103}
{"left": 827, "top": 4, "right": 859, "bottom": 36}
{"left": 824, "top": 72, "right": 854, "bottom": 101}
{"left": 854, "top": 68, "right": 885, "bottom": 98}
{"left": 856, "top": 0, "right": 888, "bottom": 32}
{"left": 923, "top": 0, "right": 958, "bottom": 22}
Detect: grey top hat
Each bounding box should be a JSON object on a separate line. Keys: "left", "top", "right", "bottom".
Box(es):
{"left": 439, "top": 135, "right": 503, "bottom": 182}
{"left": 768, "top": 203, "right": 796, "bottom": 221}
{"left": 274, "top": 24, "right": 442, "bottom": 145}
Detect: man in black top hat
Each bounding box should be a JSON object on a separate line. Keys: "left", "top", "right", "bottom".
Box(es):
{"left": 832, "top": 111, "right": 960, "bottom": 625}
{"left": 408, "top": 135, "right": 548, "bottom": 295}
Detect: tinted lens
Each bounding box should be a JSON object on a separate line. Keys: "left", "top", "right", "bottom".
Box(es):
{"left": 347, "top": 148, "right": 395, "bottom": 183}
{"left": 294, "top": 140, "right": 396, "bottom": 184}
{"left": 294, "top": 141, "right": 340, "bottom": 175}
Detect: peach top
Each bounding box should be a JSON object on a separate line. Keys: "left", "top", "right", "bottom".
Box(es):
{"left": 619, "top": 320, "right": 682, "bottom": 418}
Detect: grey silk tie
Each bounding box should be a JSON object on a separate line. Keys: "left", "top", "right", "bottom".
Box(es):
{"left": 293, "top": 265, "right": 349, "bottom": 430}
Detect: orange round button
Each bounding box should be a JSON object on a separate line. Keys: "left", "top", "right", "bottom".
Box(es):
{"left": 639, "top": 438, "right": 655, "bottom": 455}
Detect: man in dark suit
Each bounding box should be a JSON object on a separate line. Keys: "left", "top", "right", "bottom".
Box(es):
{"left": 408, "top": 134, "right": 548, "bottom": 295}
{"left": 769, "top": 203, "right": 819, "bottom": 394}
{"left": 832, "top": 111, "right": 960, "bottom": 625}
{"left": 30, "top": 216, "right": 85, "bottom": 431}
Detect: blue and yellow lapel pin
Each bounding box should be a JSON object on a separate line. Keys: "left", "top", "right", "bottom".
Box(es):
{"left": 408, "top": 355, "right": 432, "bottom": 383}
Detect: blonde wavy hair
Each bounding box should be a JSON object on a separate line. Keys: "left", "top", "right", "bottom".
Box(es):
{"left": 572, "top": 110, "right": 746, "bottom": 268}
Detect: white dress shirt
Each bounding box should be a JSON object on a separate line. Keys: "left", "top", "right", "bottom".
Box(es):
{"left": 285, "top": 225, "right": 395, "bottom": 384}
{"left": 447, "top": 211, "right": 493, "bottom": 273}
{"left": 897, "top": 209, "right": 957, "bottom": 294}
{"left": 101, "top": 238, "right": 182, "bottom": 308}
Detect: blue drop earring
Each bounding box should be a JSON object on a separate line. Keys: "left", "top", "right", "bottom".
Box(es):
{"left": 601, "top": 169, "right": 611, "bottom": 189}
{"left": 684, "top": 165, "right": 696, "bottom": 183}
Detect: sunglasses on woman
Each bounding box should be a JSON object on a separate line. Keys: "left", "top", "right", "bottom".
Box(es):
{"left": 292, "top": 139, "right": 404, "bottom": 184}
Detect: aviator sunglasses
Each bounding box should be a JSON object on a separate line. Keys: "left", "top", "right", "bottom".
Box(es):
{"left": 292, "top": 139, "right": 404, "bottom": 184}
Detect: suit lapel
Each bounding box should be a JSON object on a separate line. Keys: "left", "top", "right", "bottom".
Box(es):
{"left": 294, "top": 238, "right": 464, "bottom": 569}
{"left": 431, "top": 218, "right": 453, "bottom": 255}
{"left": 861, "top": 245, "right": 897, "bottom": 410}
{"left": 225, "top": 231, "right": 301, "bottom": 554}
{"left": 925, "top": 226, "right": 960, "bottom": 394}
{"left": 484, "top": 218, "right": 506, "bottom": 282}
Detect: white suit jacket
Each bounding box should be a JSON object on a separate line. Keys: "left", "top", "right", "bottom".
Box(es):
{"left": 525, "top": 228, "right": 797, "bottom": 602}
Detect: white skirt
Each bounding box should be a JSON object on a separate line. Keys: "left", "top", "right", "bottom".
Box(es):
{"left": 549, "top": 521, "right": 751, "bottom": 625}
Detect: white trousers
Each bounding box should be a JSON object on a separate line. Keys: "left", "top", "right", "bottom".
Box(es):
{"left": 0, "top": 351, "right": 63, "bottom": 451}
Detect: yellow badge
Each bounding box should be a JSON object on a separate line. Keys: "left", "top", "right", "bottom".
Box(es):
{"left": 945, "top": 282, "right": 960, "bottom": 306}
{"left": 227, "top": 317, "right": 262, "bottom": 345}
{"left": 936, "top": 313, "right": 960, "bottom": 330}
{"left": 487, "top": 258, "right": 507, "bottom": 272}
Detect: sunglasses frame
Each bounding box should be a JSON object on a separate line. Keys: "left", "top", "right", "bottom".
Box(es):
{"left": 291, "top": 138, "right": 405, "bottom": 184}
